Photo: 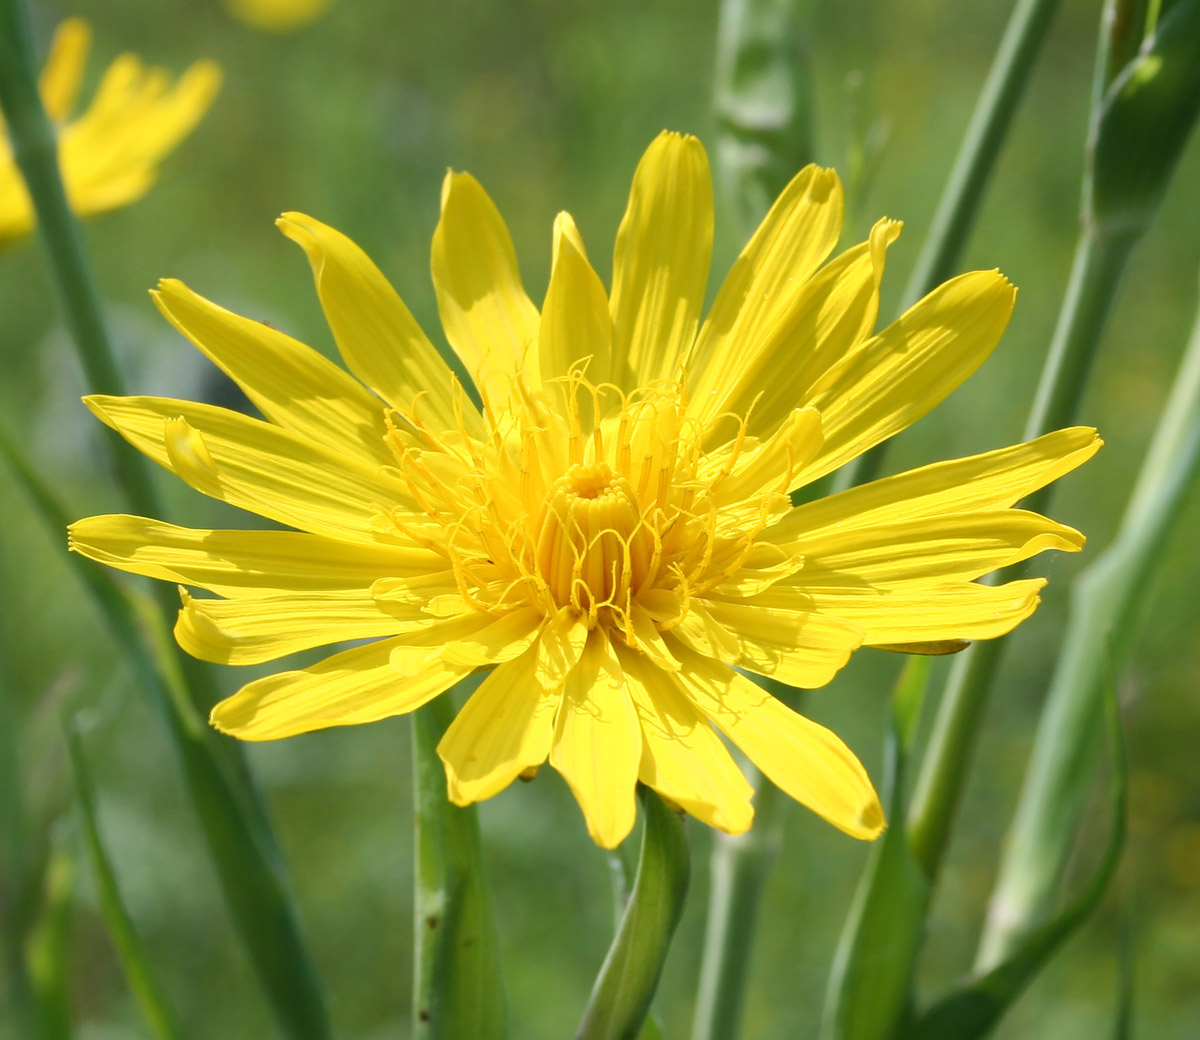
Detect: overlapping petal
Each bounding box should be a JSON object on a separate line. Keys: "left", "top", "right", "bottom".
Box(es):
{"left": 68, "top": 515, "right": 437, "bottom": 597}
{"left": 211, "top": 634, "right": 471, "bottom": 741}
{"left": 550, "top": 631, "right": 642, "bottom": 848}
{"left": 277, "top": 212, "right": 471, "bottom": 433}
{"left": 152, "top": 278, "right": 392, "bottom": 466}
{"left": 85, "top": 395, "right": 410, "bottom": 542}
{"left": 431, "top": 170, "right": 540, "bottom": 404}
{"left": 438, "top": 647, "right": 560, "bottom": 804}
{"left": 609, "top": 131, "right": 713, "bottom": 388}
{"left": 669, "top": 643, "right": 884, "bottom": 840}
{"left": 685, "top": 163, "right": 844, "bottom": 422}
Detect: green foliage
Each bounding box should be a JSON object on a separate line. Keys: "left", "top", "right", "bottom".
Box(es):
{"left": 820, "top": 659, "right": 931, "bottom": 1040}
{"left": 576, "top": 789, "right": 689, "bottom": 1040}
{"left": 713, "top": 0, "right": 816, "bottom": 239}
{"left": 911, "top": 684, "right": 1127, "bottom": 1040}
{"left": 0, "top": 420, "right": 332, "bottom": 1040}
{"left": 412, "top": 689, "right": 507, "bottom": 1040}
{"left": 66, "top": 719, "right": 186, "bottom": 1040}
{"left": 1088, "top": 0, "right": 1200, "bottom": 233}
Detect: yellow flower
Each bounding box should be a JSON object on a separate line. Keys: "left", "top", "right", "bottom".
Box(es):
{"left": 0, "top": 19, "right": 220, "bottom": 243}
{"left": 69, "top": 133, "right": 1099, "bottom": 849}
{"left": 224, "top": 0, "right": 333, "bottom": 32}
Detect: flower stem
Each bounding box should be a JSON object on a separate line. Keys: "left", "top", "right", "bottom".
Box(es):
{"left": 906, "top": 222, "right": 1135, "bottom": 884}
{"left": 0, "top": 0, "right": 161, "bottom": 518}
{"left": 901, "top": 0, "right": 1063, "bottom": 310}
{"left": 412, "top": 690, "right": 507, "bottom": 1040}
{"left": 578, "top": 788, "right": 690, "bottom": 1040}
{"left": 0, "top": 9, "right": 332, "bottom": 1036}
{"left": 690, "top": 771, "right": 787, "bottom": 1040}
{"left": 834, "top": 0, "right": 1062, "bottom": 493}
{"left": 977, "top": 268, "right": 1200, "bottom": 968}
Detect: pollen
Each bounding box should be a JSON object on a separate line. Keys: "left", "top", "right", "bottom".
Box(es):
{"left": 382, "top": 370, "right": 790, "bottom": 647}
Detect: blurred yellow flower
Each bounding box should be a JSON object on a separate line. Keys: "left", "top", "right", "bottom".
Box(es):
{"left": 224, "top": 0, "right": 333, "bottom": 32}
{"left": 69, "top": 133, "right": 1099, "bottom": 848}
{"left": 0, "top": 19, "right": 220, "bottom": 242}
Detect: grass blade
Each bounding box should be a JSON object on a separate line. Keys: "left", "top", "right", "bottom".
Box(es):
{"left": 64, "top": 718, "right": 186, "bottom": 1040}
{"left": 910, "top": 680, "right": 1127, "bottom": 1040}
{"left": 0, "top": 420, "right": 333, "bottom": 1040}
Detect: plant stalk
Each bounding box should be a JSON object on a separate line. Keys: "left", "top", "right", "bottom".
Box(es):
{"left": 977, "top": 270, "right": 1200, "bottom": 967}
{"left": 690, "top": 771, "right": 787, "bottom": 1040}
{"left": 906, "top": 222, "right": 1135, "bottom": 883}
{"left": 835, "top": 0, "right": 1062, "bottom": 492}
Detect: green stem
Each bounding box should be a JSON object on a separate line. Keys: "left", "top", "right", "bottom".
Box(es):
{"left": 834, "top": 0, "right": 1062, "bottom": 493}
{"left": 578, "top": 789, "right": 690, "bottom": 1040}
{"left": 976, "top": 270, "right": 1200, "bottom": 968}
{"left": 0, "top": 421, "right": 333, "bottom": 1040}
{"left": 1022, "top": 225, "right": 1137, "bottom": 446}
{"left": 412, "top": 691, "right": 506, "bottom": 1040}
{"left": 906, "top": 223, "right": 1135, "bottom": 884}
{"left": 0, "top": 638, "right": 43, "bottom": 1039}
{"left": 0, "top": 0, "right": 161, "bottom": 517}
{"left": 901, "top": 0, "right": 1063, "bottom": 309}
{"left": 690, "top": 772, "right": 787, "bottom": 1040}
{"left": 66, "top": 721, "right": 187, "bottom": 1040}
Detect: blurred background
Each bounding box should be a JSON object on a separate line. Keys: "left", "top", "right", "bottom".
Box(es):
{"left": 1, "top": 1, "right": 1198, "bottom": 1037}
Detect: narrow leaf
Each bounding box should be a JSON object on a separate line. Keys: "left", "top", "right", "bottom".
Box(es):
{"left": 909, "top": 680, "right": 1127, "bottom": 1040}
{"left": 0, "top": 420, "right": 332, "bottom": 1040}
{"left": 820, "top": 658, "right": 931, "bottom": 1040}
{"left": 577, "top": 788, "right": 689, "bottom": 1040}
{"left": 65, "top": 719, "right": 186, "bottom": 1040}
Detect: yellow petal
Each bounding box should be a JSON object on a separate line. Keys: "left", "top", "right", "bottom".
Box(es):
{"left": 67, "top": 514, "right": 436, "bottom": 597}
{"left": 694, "top": 218, "right": 902, "bottom": 434}
{"left": 615, "top": 645, "right": 754, "bottom": 834}
{"left": 39, "top": 19, "right": 91, "bottom": 122}
{"left": 792, "top": 270, "right": 1017, "bottom": 485}
{"left": 686, "top": 164, "right": 844, "bottom": 418}
{"left": 535, "top": 608, "right": 588, "bottom": 689}
{"left": 176, "top": 587, "right": 424, "bottom": 665}
{"left": 84, "top": 395, "right": 409, "bottom": 543}
{"left": 751, "top": 578, "right": 1049, "bottom": 644}
{"left": 152, "top": 278, "right": 392, "bottom": 466}
{"left": 787, "top": 509, "right": 1085, "bottom": 587}
{"left": 609, "top": 132, "right": 713, "bottom": 388}
{"left": 539, "top": 212, "right": 613, "bottom": 386}
{"left": 276, "top": 212, "right": 473, "bottom": 434}
{"left": 58, "top": 56, "right": 220, "bottom": 217}
{"left": 671, "top": 643, "right": 884, "bottom": 839}
{"left": 550, "top": 630, "right": 641, "bottom": 848}
{"left": 211, "top": 635, "right": 469, "bottom": 740}
{"left": 698, "top": 599, "right": 863, "bottom": 689}
{"left": 431, "top": 171, "right": 540, "bottom": 401}
{"left": 438, "top": 647, "right": 561, "bottom": 804}
{"left": 709, "top": 406, "right": 823, "bottom": 510}
{"left": 439, "top": 607, "right": 544, "bottom": 666}
{"left": 772, "top": 427, "right": 1102, "bottom": 543}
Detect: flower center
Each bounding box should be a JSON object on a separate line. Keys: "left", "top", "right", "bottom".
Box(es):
{"left": 381, "top": 371, "right": 804, "bottom": 643}
{"left": 536, "top": 462, "right": 655, "bottom": 614}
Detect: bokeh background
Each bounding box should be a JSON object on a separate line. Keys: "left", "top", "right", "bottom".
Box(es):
{"left": 2, "top": 1, "right": 1199, "bottom": 1038}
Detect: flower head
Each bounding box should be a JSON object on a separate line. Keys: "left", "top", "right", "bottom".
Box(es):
{"left": 70, "top": 133, "right": 1099, "bottom": 848}
{"left": 224, "top": 0, "right": 334, "bottom": 33}
{"left": 0, "top": 19, "right": 220, "bottom": 243}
